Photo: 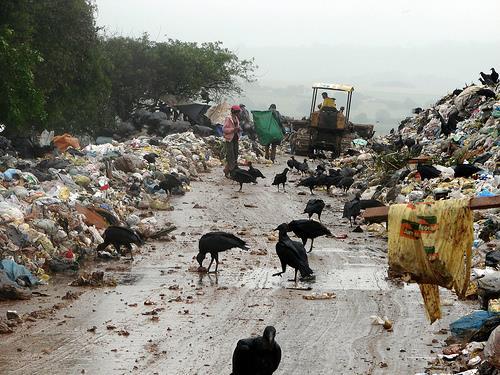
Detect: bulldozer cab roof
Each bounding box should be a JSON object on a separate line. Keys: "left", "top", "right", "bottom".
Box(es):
{"left": 312, "top": 83, "right": 354, "bottom": 92}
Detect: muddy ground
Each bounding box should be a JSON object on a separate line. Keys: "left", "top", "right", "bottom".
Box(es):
{"left": 0, "top": 157, "right": 473, "bottom": 374}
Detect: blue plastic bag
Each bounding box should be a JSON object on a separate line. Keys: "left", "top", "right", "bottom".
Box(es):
{"left": 450, "top": 310, "right": 498, "bottom": 338}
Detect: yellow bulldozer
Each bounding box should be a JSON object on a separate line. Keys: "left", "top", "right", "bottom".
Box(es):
{"left": 288, "top": 83, "right": 374, "bottom": 157}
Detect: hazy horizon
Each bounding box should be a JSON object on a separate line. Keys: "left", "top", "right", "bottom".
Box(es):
{"left": 95, "top": 0, "right": 500, "bottom": 134}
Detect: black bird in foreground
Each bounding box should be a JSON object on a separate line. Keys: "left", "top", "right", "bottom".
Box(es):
{"left": 272, "top": 168, "right": 289, "bottom": 192}
{"left": 343, "top": 195, "right": 361, "bottom": 227}
{"left": 96, "top": 226, "right": 144, "bottom": 260}
{"left": 158, "top": 173, "right": 183, "bottom": 195}
{"left": 297, "top": 175, "right": 318, "bottom": 194}
{"left": 417, "top": 164, "right": 441, "bottom": 180}
{"left": 304, "top": 199, "right": 325, "bottom": 221}
{"left": 196, "top": 232, "right": 249, "bottom": 272}
{"left": 287, "top": 219, "right": 332, "bottom": 253}
{"left": 453, "top": 164, "right": 482, "bottom": 178}
{"left": 230, "top": 168, "right": 257, "bottom": 191}
{"left": 231, "top": 326, "right": 281, "bottom": 375}
{"left": 273, "top": 223, "right": 314, "bottom": 281}
{"left": 247, "top": 162, "right": 265, "bottom": 180}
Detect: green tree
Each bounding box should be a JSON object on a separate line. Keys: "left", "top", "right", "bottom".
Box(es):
{"left": 0, "top": 1, "right": 45, "bottom": 133}
{"left": 102, "top": 35, "right": 155, "bottom": 120}
{"left": 30, "top": 0, "right": 111, "bottom": 133}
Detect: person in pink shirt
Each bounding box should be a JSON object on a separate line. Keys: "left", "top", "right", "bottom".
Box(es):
{"left": 222, "top": 105, "right": 242, "bottom": 177}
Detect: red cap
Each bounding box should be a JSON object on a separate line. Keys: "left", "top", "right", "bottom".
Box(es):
{"left": 231, "top": 105, "right": 241, "bottom": 112}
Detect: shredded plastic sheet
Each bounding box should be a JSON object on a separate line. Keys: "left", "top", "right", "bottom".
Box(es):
{"left": 388, "top": 199, "right": 473, "bottom": 323}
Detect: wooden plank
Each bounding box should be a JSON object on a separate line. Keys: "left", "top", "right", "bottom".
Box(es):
{"left": 362, "top": 196, "right": 500, "bottom": 221}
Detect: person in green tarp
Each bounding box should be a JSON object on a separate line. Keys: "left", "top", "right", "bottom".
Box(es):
{"left": 265, "top": 104, "right": 285, "bottom": 162}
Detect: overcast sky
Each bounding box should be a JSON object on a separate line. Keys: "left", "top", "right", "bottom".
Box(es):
{"left": 95, "top": 0, "right": 500, "bottom": 132}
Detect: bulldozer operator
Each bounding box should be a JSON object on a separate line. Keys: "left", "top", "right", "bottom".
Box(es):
{"left": 319, "top": 92, "right": 337, "bottom": 110}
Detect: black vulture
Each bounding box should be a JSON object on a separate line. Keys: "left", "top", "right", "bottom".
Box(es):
{"left": 230, "top": 168, "right": 257, "bottom": 192}
{"left": 287, "top": 219, "right": 332, "bottom": 253}
{"left": 476, "top": 88, "right": 496, "bottom": 99}
{"left": 143, "top": 152, "right": 159, "bottom": 164}
{"left": 337, "top": 177, "right": 354, "bottom": 193}
{"left": 287, "top": 156, "right": 300, "bottom": 171}
{"left": 272, "top": 223, "right": 314, "bottom": 281}
{"left": 96, "top": 226, "right": 144, "bottom": 260}
{"left": 297, "top": 175, "right": 319, "bottom": 194}
{"left": 491, "top": 68, "right": 499, "bottom": 83}
{"left": 196, "top": 232, "right": 249, "bottom": 272}
{"left": 340, "top": 167, "right": 356, "bottom": 177}
{"left": 317, "top": 174, "right": 342, "bottom": 191}
{"left": 304, "top": 199, "right": 325, "bottom": 221}
{"left": 231, "top": 326, "right": 281, "bottom": 375}
{"left": 410, "top": 141, "right": 423, "bottom": 157}
{"left": 272, "top": 168, "right": 289, "bottom": 192}
{"left": 316, "top": 164, "right": 326, "bottom": 174}
{"left": 247, "top": 162, "right": 265, "bottom": 180}
{"left": 453, "top": 164, "right": 482, "bottom": 178}
{"left": 417, "top": 164, "right": 441, "bottom": 180}
{"left": 158, "top": 173, "right": 183, "bottom": 195}
{"left": 343, "top": 195, "right": 361, "bottom": 227}
{"left": 296, "top": 159, "right": 309, "bottom": 175}
{"left": 404, "top": 138, "right": 416, "bottom": 148}
{"left": 329, "top": 168, "right": 340, "bottom": 177}
{"left": 360, "top": 199, "right": 386, "bottom": 210}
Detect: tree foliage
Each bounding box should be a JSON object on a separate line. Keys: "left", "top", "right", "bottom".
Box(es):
{"left": 0, "top": 1, "right": 256, "bottom": 135}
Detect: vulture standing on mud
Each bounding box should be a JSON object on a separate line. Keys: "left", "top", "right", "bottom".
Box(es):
{"left": 338, "top": 176, "right": 354, "bottom": 193}
{"left": 143, "top": 152, "right": 159, "bottom": 165}
{"left": 304, "top": 199, "right": 326, "bottom": 221}
{"left": 343, "top": 195, "right": 361, "bottom": 227}
{"left": 231, "top": 326, "right": 282, "bottom": 375}
{"left": 230, "top": 168, "right": 257, "bottom": 192}
{"left": 296, "top": 159, "right": 309, "bottom": 175}
{"left": 272, "top": 168, "right": 289, "bottom": 192}
{"left": 96, "top": 226, "right": 144, "bottom": 260}
{"left": 273, "top": 223, "right": 314, "bottom": 282}
{"left": 287, "top": 219, "right": 332, "bottom": 253}
{"left": 287, "top": 156, "right": 300, "bottom": 171}
{"left": 247, "top": 162, "right": 265, "bottom": 180}
{"left": 297, "top": 175, "right": 319, "bottom": 195}
{"left": 197, "top": 232, "right": 249, "bottom": 272}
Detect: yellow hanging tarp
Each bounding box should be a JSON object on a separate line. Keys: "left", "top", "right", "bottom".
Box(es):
{"left": 388, "top": 199, "right": 473, "bottom": 323}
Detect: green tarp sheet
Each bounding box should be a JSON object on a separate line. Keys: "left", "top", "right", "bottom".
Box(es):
{"left": 251, "top": 110, "right": 283, "bottom": 146}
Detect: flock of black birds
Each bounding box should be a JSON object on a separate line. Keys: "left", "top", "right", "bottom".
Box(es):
{"left": 94, "top": 152, "right": 489, "bottom": 373}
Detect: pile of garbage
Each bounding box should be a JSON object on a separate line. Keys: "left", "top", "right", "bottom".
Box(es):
{"left": 0, "top": 131, "right": 220, "bottom": 300}
{"left": 327, "top": 81, "right": 500, "bottom": 371}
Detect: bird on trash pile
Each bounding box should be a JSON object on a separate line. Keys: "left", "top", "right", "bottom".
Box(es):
{"left": 304, "top": 199, "right": 326, "bottom": 221}
{"left": 287, "top": 219, "right": 332, "bottom": 253}
{"left": 272, "top": 223, "right": 314, "bottom": 282}
{"left": 272, "top": 168, "right": 289, "bottom": 192}
{"left": 453, "top": 164, "right": 482, "bottom": 178}
{"left": 143, "top": 152, "right": 159, "bottom": 165}
{"left": 417, "top": 164, "right": 441, "bottom": 180}
{"left": 196, "top": 232, "right": 249, "bottom": 273}
{"left": 231, "top": 326, "right": 282, "bottom": 375}
{"left": 479, "top": 68, "right": 499, "bottom": 86}
{"left": 230, "top": 168, "right": 258, "bottom": 192}
{"left": 157, "top": 173, "right": 183, "bottom": 195}
{"left": 343, "top": 194, "right": 361, "bottom": 227}
{"left": 96, "top": 226, "right": 145, "bottom": 260}
{"left": 247, "top": 162, "right": 265, "bottom": 180}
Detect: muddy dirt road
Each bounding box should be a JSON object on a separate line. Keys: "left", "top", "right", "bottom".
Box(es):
{"left": 0, "top": 157, "right": 472, "bottom": 374}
